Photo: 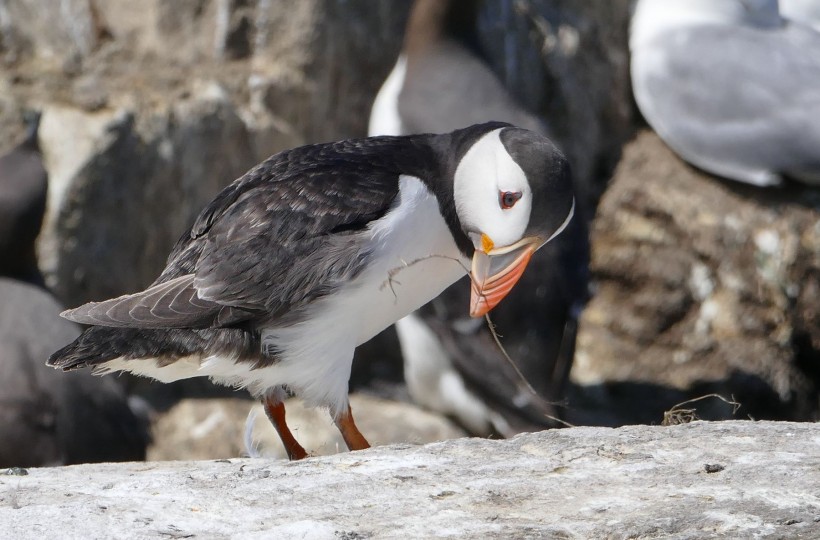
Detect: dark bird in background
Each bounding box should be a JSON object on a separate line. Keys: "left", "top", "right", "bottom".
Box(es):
{"left": 369, "top": 0, "right": 590, "bottom": 435}
{"left": 369, "top": 0, "right": 546, "bottom": 137}
{"left": 0, "top": 112, "right": 149, "bottom": 467}
{"left": 49, "top": 122, "right": 576, "bottom": 459}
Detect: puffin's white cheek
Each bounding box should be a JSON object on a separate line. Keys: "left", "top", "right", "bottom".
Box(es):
{"left": 453, "top": 128, "right": 533, "bottom": 249}
{"left": 485, "top": 200, "right": 531, "bottom": 248}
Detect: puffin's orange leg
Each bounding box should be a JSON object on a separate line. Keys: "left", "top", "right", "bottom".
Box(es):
{"left": 334, "top": 404, "right": 371, "bottom": 452}
{"left": 262, "top": 397, "right": 308, "bottom": 461}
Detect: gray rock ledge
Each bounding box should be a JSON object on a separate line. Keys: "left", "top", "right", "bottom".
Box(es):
{"left": 2, "top": 421, "right": 818, "bottom": 539}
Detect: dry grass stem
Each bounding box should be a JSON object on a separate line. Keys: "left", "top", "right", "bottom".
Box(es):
{"left": 382, "top": 255, "right": 573, "bottom": 428}
{"left": 662, "top": 394, "right": 741, "bottom": 426}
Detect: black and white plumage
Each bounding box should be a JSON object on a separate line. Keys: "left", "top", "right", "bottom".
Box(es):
{"left": 631, "top": 0, "right": 820, "bottom": 186}
{"left": 50, "top": 122, "right": 576, "bottom": 458}
{"left": 369, "top": 0, "right": 589, "bottom": 436}
{"left": 369, "top": 0, "right": 545, "bottom": 139}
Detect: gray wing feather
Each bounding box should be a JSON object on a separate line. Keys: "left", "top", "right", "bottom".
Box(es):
{"left": 61, "top": 275, "right": 223, "bottom": 328}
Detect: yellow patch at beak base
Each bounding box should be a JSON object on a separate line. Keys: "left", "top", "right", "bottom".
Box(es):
{"left": 480, "top": 233, "right": 494, "bottom": 253}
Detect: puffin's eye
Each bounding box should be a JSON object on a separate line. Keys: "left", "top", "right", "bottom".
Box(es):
{"left": 499, "top": 190, "right": 523, "bottom": 210}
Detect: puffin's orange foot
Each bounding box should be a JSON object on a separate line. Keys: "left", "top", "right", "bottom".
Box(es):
{"left": 334, "top": 404, "right": 371, "bottom": 452}
{"left": 262, "top": 397, "right": 308, "bottom": 461}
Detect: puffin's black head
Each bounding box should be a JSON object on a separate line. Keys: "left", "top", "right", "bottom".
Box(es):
{"left": 449, "top": 124, "right": 575, "bottom": 317}
{"left": 499, "top": 127, "right": 574, "bottom": 243}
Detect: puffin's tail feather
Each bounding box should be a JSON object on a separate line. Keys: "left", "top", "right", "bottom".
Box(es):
{"left": 48, "top": 326, "right": 133, "bottom": 371}
{"left": 48, "top": 325, "right": 264, "bottom": 372}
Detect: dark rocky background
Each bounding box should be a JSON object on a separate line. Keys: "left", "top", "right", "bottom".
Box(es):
{"left": 0, "top": 0, "right": 817, "bottom": 460}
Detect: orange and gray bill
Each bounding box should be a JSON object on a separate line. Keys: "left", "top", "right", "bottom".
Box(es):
{"left": 469, "top": 239, "right": 538, "bottom": 318}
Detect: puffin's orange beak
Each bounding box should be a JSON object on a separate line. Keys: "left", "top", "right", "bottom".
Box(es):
{"left": 469, "top": 236, "right": 542, "bottom": 318}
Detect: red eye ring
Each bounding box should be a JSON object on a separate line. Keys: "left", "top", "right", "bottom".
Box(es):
{"left": 499, "top": 190, "right": 523, "bottom": 209}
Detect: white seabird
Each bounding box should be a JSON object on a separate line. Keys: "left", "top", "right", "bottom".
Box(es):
{"left": 631, "top": 0, "right": 820, "bottom": 186}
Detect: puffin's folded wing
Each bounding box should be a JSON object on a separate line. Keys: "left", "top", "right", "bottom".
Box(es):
{"left": 64, "top": 138, "right": 406, "bottom": 330}
{"left": 60, "top": 275, "right": 241, "bottom": 328}
{"left": 189, "top": 157, "right": 401, "bottom": 318}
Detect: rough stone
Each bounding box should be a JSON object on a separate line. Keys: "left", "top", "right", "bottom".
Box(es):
{"left": 0, "top": 279, "right": 149, "bottom": 467}
{"left": 2, "top": 421, "right": 818, "bottom": 538}
{"left": 0, "top": 0, "right": 100, "bottom": 68}
{"left": 572, "top": 131, "right": 820, "bottom": 425}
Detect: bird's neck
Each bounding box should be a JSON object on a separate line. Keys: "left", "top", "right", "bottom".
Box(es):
{"left": 415, "top": 133, "right": 474, "bottom": 258}
{"left": 403, "top": 0, "right": 481, "bottom": 57}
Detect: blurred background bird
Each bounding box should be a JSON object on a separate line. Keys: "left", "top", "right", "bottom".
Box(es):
{"left": 630, "top": 0, "right": 820, "bottom": 186}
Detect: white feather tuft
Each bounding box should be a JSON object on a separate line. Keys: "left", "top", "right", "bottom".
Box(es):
{"left": 243, "top": 408, "right": 262, "bottom": 458}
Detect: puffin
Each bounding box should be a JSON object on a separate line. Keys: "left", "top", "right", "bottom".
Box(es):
{"left": 0, "top": 113, "right": 149, "bottom": 467}
{"left": 49, "top": 122, "right": 576, "bottom": 459}
{"left": 369, "top": 0, "right": 589, "bottom": 435}
{"left": 630, "top": 0, "right": 820, "bottom": 186}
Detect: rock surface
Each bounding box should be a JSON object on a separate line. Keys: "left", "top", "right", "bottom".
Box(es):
{"left": 3, "top": 421, "right": 819, "bottom": 539}
{"left": 572, "top": 131, "right": 820, "bottom": 425}
{"left": 0, "top": 278, "right": 149, "bottom": 467}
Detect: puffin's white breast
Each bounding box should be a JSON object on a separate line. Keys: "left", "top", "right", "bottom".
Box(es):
{"left": 354, "top": 174, "right": 468, "bottom": 343}
{"left": 250, "top": 174, "right": 468, "bottom": 412}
